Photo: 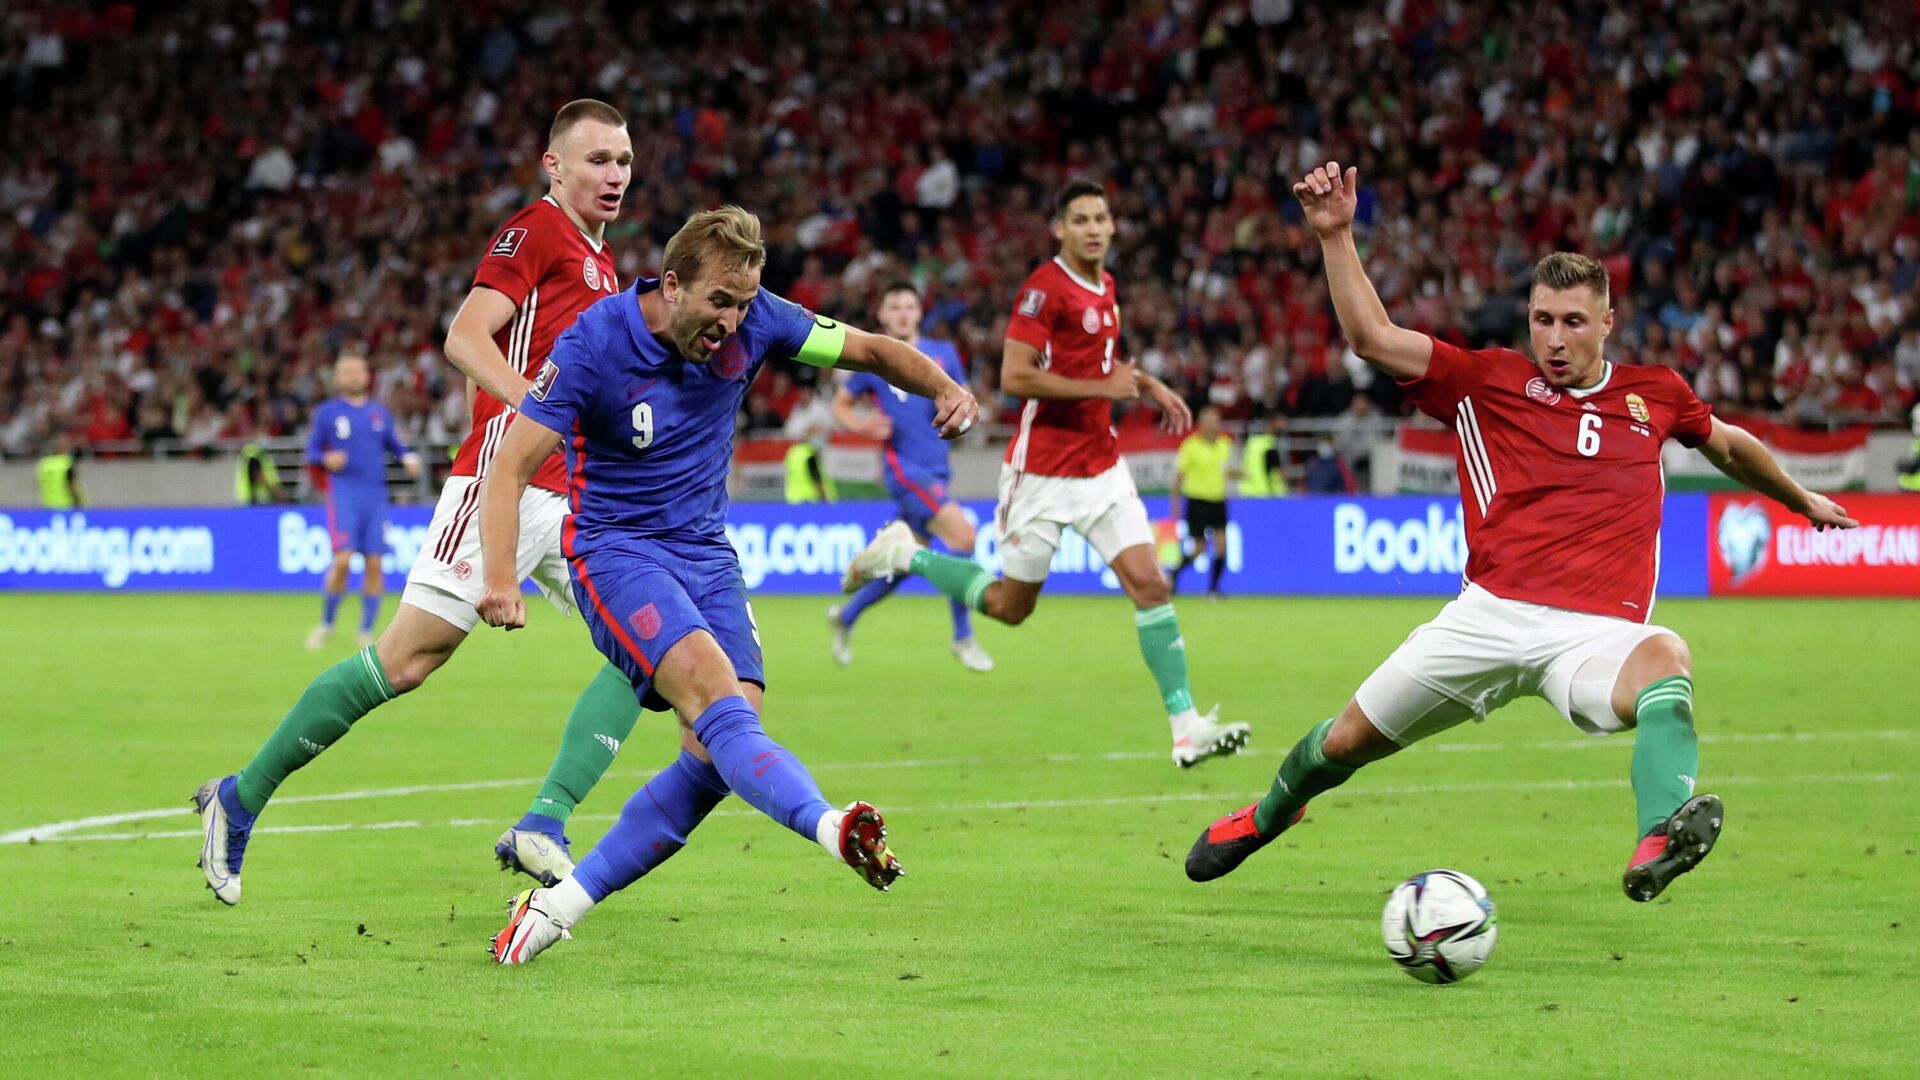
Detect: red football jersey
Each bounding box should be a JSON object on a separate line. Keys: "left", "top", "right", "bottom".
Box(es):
{"left": 452, "top": 196, "right": 619, "bottom": 494}
{"left": 1002, "top": 256, "right": 1122, "bottom": 477}
{"left": 1399, "top": 337, "right": 1714, "bottom": 621}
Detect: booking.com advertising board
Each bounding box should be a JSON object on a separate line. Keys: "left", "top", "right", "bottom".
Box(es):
{"left": 0, "top": 495, "right": 1726, "bottom": 597}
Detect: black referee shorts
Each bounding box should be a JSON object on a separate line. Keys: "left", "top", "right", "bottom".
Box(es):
{"left": 1184, "top": 497, "right": 1228, "bottom": 538}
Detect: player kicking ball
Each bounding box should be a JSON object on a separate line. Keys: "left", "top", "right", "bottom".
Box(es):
{"left": 1186, "top": 162, "right": 1856, "bottom": 900}
{"left": 827, "top": 281, "right": 993, "bottom": 673}
{"left": 844, "top": 180, "right": 1249, "bottom": 768}
{"left": 481, "top": 206, "right": 978, "bottom": 964}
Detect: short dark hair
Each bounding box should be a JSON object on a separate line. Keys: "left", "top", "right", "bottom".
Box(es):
{"left": 1053, "top": 179, "right": 1108, "bottom": 221}
{"left": 549, "top": 99, "right": 626, "bottom": 147}
{"left": 878, "top": 280, "right": 921, "bottom": 303}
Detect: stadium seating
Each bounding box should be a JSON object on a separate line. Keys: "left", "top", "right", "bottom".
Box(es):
{"left": 1, "top": 0, "right": 1914, "bottom": 462}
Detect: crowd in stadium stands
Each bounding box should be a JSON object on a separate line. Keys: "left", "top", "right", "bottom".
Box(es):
{"left": 2, "top": 0, "right": 1917, "bottom": 463}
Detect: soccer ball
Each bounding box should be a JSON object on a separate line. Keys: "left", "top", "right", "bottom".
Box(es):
{"left": 1382, "top": 869, "right": 1498, "bottom": 984}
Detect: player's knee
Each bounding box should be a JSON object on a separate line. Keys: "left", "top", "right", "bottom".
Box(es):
{"left": 1642, "top": 633, "right": 1692, "bottom": 679}
{"left": 990, "top": 589, "right": 1036, "bottom": 626}
{"left": 947, "top": 520, "right": 977, "bottom": 552}
{"left": 374, "top": 636, "right": 454, "bottom": 694}
{"left": 1324, "top": 700, "right": 1398, "bottom": 765}
{"left": 1130, "top": 575, "right": 1171, "bottom": 608}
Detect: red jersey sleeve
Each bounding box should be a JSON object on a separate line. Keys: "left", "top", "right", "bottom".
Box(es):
{"left": 1395, "top": 336, "right": 1491, "bottom": 424}
{"left": 1661, "top": 367, "right": 1714, "bottom": 448}
{"left": 471, "top": 217, "right": 556, "bottom": 308}
{"left": 1005, "top": 280, "right": 1056, "bottom": 352}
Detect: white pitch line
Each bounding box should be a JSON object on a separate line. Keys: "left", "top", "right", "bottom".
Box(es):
{"left": 18, "top": 771, "right": 1904, "bottom": 846}
{"left": 2, "top": 727, "right": 1908, "bottom": 846}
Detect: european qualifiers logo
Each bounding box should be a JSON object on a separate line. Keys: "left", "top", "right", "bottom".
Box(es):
{"left": 1716, "top": 500, "right": 1772, "bottom": 583}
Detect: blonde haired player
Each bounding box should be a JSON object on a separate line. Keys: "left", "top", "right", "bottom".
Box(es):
{"left": 1186, "top": 162, "right": 1855, "bottom": 901}
{"left": 194, "top": 100, "right": 642, "bottom": 903}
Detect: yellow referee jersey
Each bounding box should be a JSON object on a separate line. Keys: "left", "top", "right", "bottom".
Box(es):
{"left": 1175, "top": 433, "right": 1233, "bottom": 502}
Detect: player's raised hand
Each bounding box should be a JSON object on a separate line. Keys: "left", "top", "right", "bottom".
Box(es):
{"left": 1102, "top": 362, "right": 1142, "bottom": 403}
{"left": 932, "top": 383, "right": 980, "bottom": 440}
{"left": 476, "top": 583, "right": 526, "bottom": 630}
{"left": 1800, "top": 492, "right": 1858, "bottom": 532}
{"left": 1293, "top": 160, "right": 1359, "bottom": 237}
{"left": 323, "top": 449, "right": 348, "bottom": 472}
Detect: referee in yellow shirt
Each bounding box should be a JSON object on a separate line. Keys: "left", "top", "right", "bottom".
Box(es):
{"left": 1170, "top": 406, "right": 1236, "bottom": 598}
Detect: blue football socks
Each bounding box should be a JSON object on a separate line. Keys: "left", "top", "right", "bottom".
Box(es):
{"left": 572, "top": 750, "right": 730, "bottom": 901}
{"left": 690, "top": 695, "right": 834, "bottom": 841}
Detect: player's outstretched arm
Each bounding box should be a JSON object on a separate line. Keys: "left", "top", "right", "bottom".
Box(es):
{"left": 1000, "top": 338, "right": 1139, "bottom": 405}
{"left": 1697, "top": 417, "right": 1858, "bottom": 531}
{"left": 446, "top": 287, "right": 534, "bottom": 408}
{"left": 476, "top": 416, "right": 563, "bottom": 630}
{"left": 830, "top": 381, "right": 892, "bottom": 441}
{"left": 835, "top": 327, "right": 980, "bottom": 439}
{"left": 1295, "top": 161, "right": 1433, "bottom": 382}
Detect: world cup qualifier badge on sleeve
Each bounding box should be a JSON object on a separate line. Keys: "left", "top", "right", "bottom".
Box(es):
{"left": 530, "top": 359, "right": 558, "bottom": 401}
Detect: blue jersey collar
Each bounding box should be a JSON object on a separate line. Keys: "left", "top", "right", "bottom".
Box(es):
{"left": 621, "top": 277, "right": 667, "bottom": 359}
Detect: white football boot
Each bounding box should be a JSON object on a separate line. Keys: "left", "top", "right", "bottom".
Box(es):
{"left": 304, "top": 623, "right": 332, "bottom": 650}
{"left": 826, "top": 605, "right": 853, "bottom": 667}
{"left": 491, "top": 888, "right": 572, "bottom": 965}
{"left": 950, "top": 637, "right": 994, "bottom": 672}
{"left": 494, "top": 827, "right": 576, "bottom": 888}
{"left": 841, "top": 520, "right": 919, "bottom": 593}
{"left": 1171, "top": 706, "right": 1251, "bottom": 768}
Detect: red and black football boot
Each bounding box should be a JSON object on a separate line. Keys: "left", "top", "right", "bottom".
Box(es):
{"left": 1185, "top": 802, "right": 1306, "bottom": 882}
{"left": 1623, "top": 793, "right": 1724, "bottom": 902}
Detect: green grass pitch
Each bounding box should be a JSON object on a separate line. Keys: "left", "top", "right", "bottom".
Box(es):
{"left": 2, "top": 592, "right": 1915, "bottom": 1077}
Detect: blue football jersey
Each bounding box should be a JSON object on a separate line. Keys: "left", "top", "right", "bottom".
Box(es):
{"left": 844, "top": 337, "right": 965, "bottom": 480}
{"left": 306, "top": 397, "right": 409, "bottom": 493}
{"left": 518, "top": 277, "right": 841, "bottom": 555}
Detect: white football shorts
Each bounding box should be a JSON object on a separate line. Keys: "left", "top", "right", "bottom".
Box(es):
{"left": 994, "top": 460, "right": 1156, "bottom": 584}
{"left": 400, "top": 475, "right": 576, "bottom": 633}
{"left": 1354, "top": 582, "right": 1679, "bottom": 745}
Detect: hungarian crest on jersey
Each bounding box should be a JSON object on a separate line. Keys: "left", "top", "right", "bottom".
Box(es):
{"left": 1625, "top": 393, "right": 1650, "bottom": 423}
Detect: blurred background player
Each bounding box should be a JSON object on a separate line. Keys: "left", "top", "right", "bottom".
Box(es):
{"left": 1186, "top": 162, "right": 1858, "bottom": 901}
{"left": 844, "top": 180, "right": 1249, "bottom": 768}
{"left": 827, "top": 281, "right": 994, "bottom": 672}
{"left": 195, "top": 100, "right": 639, "bottom": 905}
{"left": 303, "top": 350, "right": 420, "bottom": 650}
{"left": 479, "top": 206, "right": 978, "bottom": 963}
{"left": 1168, "top": 405, "right": 1235, "bottom": 599}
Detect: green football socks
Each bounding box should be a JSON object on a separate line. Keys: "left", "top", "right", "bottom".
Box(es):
{"left": 1631, "top": 675, "right": 1699, "bottom": 839}
{"left": 525, "top": 663, "right": 643, "bottom": 825}
{"left": 234, "top": 645, "right": 395, "bottom": 814}
{"left": 1253, "top": 718, "right": 1357, "bottom": 836}
{"left": 909, "top": 549, "right": 995, "bottom": 612}
{"left": 1134, "top": 603, "right": 1194, "bottom": 717}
